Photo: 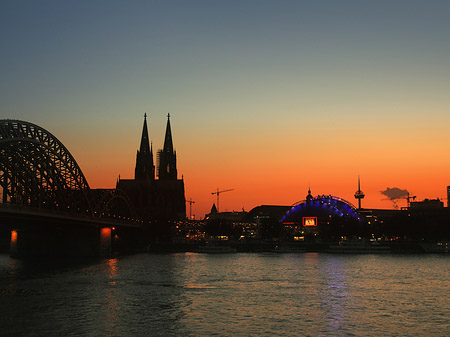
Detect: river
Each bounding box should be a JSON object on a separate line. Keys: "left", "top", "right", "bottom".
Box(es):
{"left": 0, "top": 252, "right": 449, "bottom": 336}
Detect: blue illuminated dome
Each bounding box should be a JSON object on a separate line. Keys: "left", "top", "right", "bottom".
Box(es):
{"left": 281, "top": 190, "right": 361, "bottom": 225}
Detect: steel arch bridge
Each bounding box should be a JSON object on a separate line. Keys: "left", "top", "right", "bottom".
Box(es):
{"left": 0, "top": 119, "right": 138, "bottom": 222}
{"left": 90, "top": 188, "right": 138, "bottom": 221}
{"left": 0, "top": 119, "right": 93, "bottom": 214}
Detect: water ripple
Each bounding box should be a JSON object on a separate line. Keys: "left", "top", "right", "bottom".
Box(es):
{"left": 0, "top": 253, "right": 450, "bottom": 336}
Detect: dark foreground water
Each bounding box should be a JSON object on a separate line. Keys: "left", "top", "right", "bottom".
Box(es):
{"left": 1, "top": 252, "right": 449, "bottom": 336}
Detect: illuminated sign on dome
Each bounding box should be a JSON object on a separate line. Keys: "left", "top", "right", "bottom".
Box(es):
{"left": 303, "top": 217, "right": 317, "bottom": 227}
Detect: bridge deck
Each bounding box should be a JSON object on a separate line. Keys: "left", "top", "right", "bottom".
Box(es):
{"left": 0, "top": 204, "right": 144, "bottom": 229}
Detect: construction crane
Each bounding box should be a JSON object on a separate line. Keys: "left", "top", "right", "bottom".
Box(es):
{"left": 186, "top": 198, "right": 195, "bottom": 220}
{"left": 211, "top": 188, "right": 234, "bottom": 213}
{"left": 405, "top": 193, "right": 416, "bottom": 208}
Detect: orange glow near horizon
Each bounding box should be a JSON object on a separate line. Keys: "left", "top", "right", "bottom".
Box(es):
{"left": 71, "top": 113, "right": 450, "bottom": 219}
{"left": 4, "top": 1, "right": 450, "bottom": 221}
{"left": 84, "top": 159, "right": 449, "bottom": 219}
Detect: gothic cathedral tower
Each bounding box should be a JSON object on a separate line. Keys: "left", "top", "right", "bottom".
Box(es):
{"left": 157, "top": 114, "right": 177, "bottom": 180}
{"left": 118, "top": 113, "right": 185, "bottom": 223}
{"left": 135, "top": 113, "right": 155, "bottom": 181}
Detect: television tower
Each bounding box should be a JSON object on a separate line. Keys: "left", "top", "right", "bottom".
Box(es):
{"left": 354, "top": 175, "right": 365, "bottom": 209}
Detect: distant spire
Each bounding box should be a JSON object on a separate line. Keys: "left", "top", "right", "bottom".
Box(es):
{"left": 210, "top": 203, "right": 218, "bottom": 214}
{"left": 135, "top": 114, "right": 155, "bottom": 180}
{"left": 306, "top": 187, "right": 313, "bottom": 202}
{"left": 163, "top": 113, "right": 173, "bottom": 154}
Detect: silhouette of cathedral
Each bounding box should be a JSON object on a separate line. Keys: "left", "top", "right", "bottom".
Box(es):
{"left": 117, "top": 114, "right": 186, "bottom": 222}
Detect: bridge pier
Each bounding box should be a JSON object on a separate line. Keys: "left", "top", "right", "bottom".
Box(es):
{"left": 1, "top": 206, "right": 145, "bottom": 257}
{"left": 8, "top": 225, "right": 112, "bottom": 258}
{"left": 6, "top": 225, "right": 147, "bottom": 258}
{"left": 99, "top": 227, "right": 112, "bottom": 257}
{"left": 10, "top": 230, "right": 18, "bottom": 256}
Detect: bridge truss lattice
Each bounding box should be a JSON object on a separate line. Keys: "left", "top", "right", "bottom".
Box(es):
{"left": 0, "top": 119, "right": 93, "bottom": 214}
{"left": 0, "top": 119, "right": 140, "bottom": 223}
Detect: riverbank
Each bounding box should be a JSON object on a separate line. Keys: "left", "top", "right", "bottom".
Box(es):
{"left": 146, "top": 240, "right": 442, "bottom": 254}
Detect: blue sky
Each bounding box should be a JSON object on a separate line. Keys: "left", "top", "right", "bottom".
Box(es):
{"left": 2, "top": 1, "right": 450, "bottom": 216}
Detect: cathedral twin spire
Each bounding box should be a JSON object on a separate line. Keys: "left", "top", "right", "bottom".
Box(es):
{"left": 135, "top": 113, "right": 177, "bottom": 181}
{"left": 158, "top": 113, "right": 177, "bottom": 180}
{"left": 163, "top": 113, "right": 174, "bottom": 154}
{"left": 135, "top": 113, "right": 155, "bottom": 180}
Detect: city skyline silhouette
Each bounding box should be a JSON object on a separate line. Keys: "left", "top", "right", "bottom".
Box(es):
{"left": 1, "top": 1, "right": 450, "bottom": 218}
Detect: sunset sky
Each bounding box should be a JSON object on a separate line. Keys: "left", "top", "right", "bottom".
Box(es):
{"left": 2, "top": 1, "right": 450, "bottom": 218}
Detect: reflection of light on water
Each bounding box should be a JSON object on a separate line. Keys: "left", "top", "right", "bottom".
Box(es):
{"left": 104, "top": 258, "right": 119, "bottom": 335}
{"left": 7, "top": 257, "right": 19, "bottom": 290}
{"left": 108, "top": 258, "right": 118, "bottom": 278}
{"left": 322, "top": 258, "right": 348, "bottom": 335}
{"left": 174, "top": 252, "right": 201, "bottom": 260}
{"left": 302, "top": 252, "right": 320, "bottom": 272}
{"left": 184, "top": 283, "right": 217, "bottom": 289}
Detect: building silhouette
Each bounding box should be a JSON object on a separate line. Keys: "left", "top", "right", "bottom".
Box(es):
{"left": 117, "top": 114, "right": 186, "bottom": 222}
{"left": 448, "top": 186, "right": 450, "bottom": 207}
